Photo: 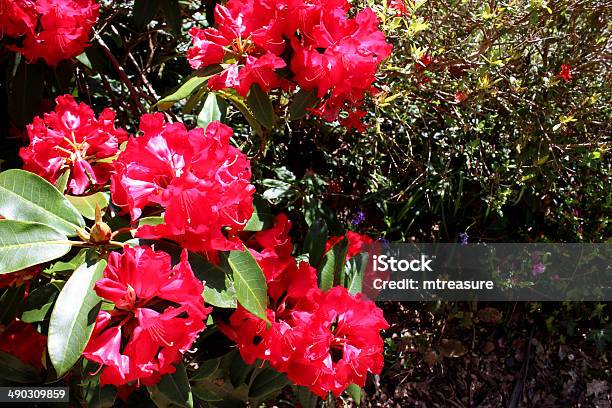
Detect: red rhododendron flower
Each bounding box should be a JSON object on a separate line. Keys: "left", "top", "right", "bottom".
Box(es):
{"left": 558, "top": 63, "right": 572, "bottom": 82}
{"left": 20, "top": 94, "right": 128, "bottom": 195}
{"left": 287, "top": 286, "right": 388, "bottom": 397}
{"left": 187, "top": 0, "right": 391, "bottom": 130}
{"left": 290, "top": 6, "right": 392, "bottom": 124}
{"left": 83, "top": 246, "right": 211, "bottom": 387}
{"left": 3, "top": 0, "right": 99, "bottom": 66}
{"left": 111, "top": 114, "right": 254, "bottom": 255}
{"left": 0, "top": 319, "right": 47, "bottom": 370}
{"left": 0, "top": 266, "right": 40, "bottom": 289}
{"left": 0, "top": 0, "right": 37, "bottom": 38}
{"left": 326, "top": 231, "right": 374, "bottom": 260}
{"left": 187, "top": 0, "right": 290, "bottom": 96}
{"left": 222, "top": 215, "right": 321, "bottom": 370}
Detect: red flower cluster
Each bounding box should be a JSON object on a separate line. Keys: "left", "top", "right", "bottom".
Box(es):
{"left": 187, "top": 0, "right": 392, "bottom": 130}
{"left": 0, "top": 0, "right": 99, "bottom": 66}
{"left": 20, "top": 95, "right": 127, "bottom": 195}
{"left": 0, "top": 319, "right": 47, "bottom": 370}
{"left": 222, "top": 216, "right": 388, "bottom": 397}
{"left": 111, "top": 114, "right": 255, "bottom": 255}
{"left": 83, "top": 246, "right": 211, "bottom": 386}
{"left": 558, "top": 63, "right": 572, "bottom": 82}
{"left": 326, "top": 231, "right": 374, "bottom": 260}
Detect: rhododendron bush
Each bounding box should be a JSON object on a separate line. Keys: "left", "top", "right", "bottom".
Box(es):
{"left": 0, "top": 0, "right": 392, "bottom": 405}
{"left": 1, "top": 0, "right": 610, "bottom": 406}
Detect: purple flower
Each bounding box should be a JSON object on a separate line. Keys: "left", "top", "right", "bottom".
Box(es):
{"left": 351, "top": 211, "right": 366, "bottom": 226}
{"left": 532, "top": 262, "right": 546, "bottom": 276}
{"left": 459, "top": 232, "right": 469, "bottom": 245}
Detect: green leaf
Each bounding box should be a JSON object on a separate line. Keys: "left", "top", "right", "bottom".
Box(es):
{"left": 21, "top": 284, "right": 60, "bottom": 323}
{"left": 248, "top": 367, "right": 289, "bottom": 399}
{"left": 48, "top": 258, "right": 106, "bottom": 377}
{"left": 293, "top": 385, "right": 319, "bottom": 408}
{"left": 243, "top": 196, "right": 275, "bottom": 232}
{"left": 303, "top": 220, "right": 328, "bottom": 269}
{"left": 67, "top": 193, "right": 109, "bottom": 220}
{"left": 0, "top": 220, "right": 72, "bottom": 274}
{"left": 246, "top": 84, "right": 275, "bottom": 129}
{"left": 223, "top": 92, "right": 264, "bottom": 137}
{"left": 345, "top": 384, "right": 362, "bottom": 405}
{"left": 202, "top": 284, "right": 236, "bottom": 309}
{"left": 318, "top": 237, "right": 349, "bottom": 291}
{"left": 0, "top": 169, "right": 85, "bottom": 236}
{"left": 133, "top": 0, "right": 161, "bottom": 29}
{"left": 0, "top": 351, "right": 42, "bottom": 383}
{"left": 148, "top": 362, "right": 193, "bottom": 408}
{"left": 155, "top": 66, "right": 222, "bottom": 111}
{"left": 54, "top": 170, "right": 70, "bottom": 194}
{"left": 289, "top": 88, "right": 318, "bottom": 120}
{"left": 197, "top": 93, "right": 224, "bottom": 130}
{"left": 347, "top": 253, "right": 368, "bottom": 295}
{"left": 227, "top": 247, "right": 269, "bottom": 325}
{"left": 191, "top": 357, "right": 222, "bottom": 381}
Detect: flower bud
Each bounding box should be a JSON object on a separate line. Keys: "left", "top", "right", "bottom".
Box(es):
{"left": 89, "top": 221, "right": 112, "bottom": 244}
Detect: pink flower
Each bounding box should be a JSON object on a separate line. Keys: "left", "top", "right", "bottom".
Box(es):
{"left": 111, "top": 114, "right": 254, "bottom": 255}
{"left": 83, "top": 246, "right": 211, "bottom": 387}
{"left": 4, "top": 0, "right": 99, "bottom": 66}
{"left": 20, "top": 94, "right": 127, "bottom": 195}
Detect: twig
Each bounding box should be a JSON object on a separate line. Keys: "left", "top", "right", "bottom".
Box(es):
{"left": 95, "top": 35, "right": 145, "bottom": 114}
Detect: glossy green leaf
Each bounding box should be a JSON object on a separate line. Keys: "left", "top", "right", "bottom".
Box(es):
{"left": 303, "top": 220, "right": 328, "bottom": 269}
{"left": 248, "top": 367, "right": 288, "bottom": 399}
{"left": 0, "top": 169, "right": 85, "bottom": 236}
{"left": 48, "top": 259, "right": 106, "bottom": 377}
{"left": 223, "top": 92, "right": 264, "bottom": 137}
{"left": 227, "top": 247, "right": 269, "bottom": 324}
{"left": 289, "top": 88, "right": 318, "bottom": 120}
{"left": 246, "top": 84, "right": 275, "bottom": 129}
{"left": 318, "top": 237, "right": 349, "bottom": 291}
{"left": 21, "top": 284, "right": 60, "bottom": 323}
{"left": 67, "top": 193, "right": 109, "bottom": 220}
{"left": 197, "top": 92, "right": 223, "bottom": 130}
{"left": 0, "top": 220, "right": 72, "bottom": 274}
{"left": 155, "top": 66, "right": 222, "bottom": 111}
{"left": 54, "top": 170, "right": 70, "bottom": 194}
{"left": 243, "top": 197, "right": 275, "bottom": 232}
{"left": 0, "top": 351, "right": 41, "bottom": 383}
{"left": 191, "top": 357, "right": 222, "bottom": 381}
{"left": 148, "top": 362, "right": 193, "bottom": 408}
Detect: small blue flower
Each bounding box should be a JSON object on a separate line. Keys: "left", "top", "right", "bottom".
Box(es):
{"left": 459, "top": 232, "right": 469, "bottom": 245}
{"left": 351, "top": 211, "right": 366, "bottom": 225}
